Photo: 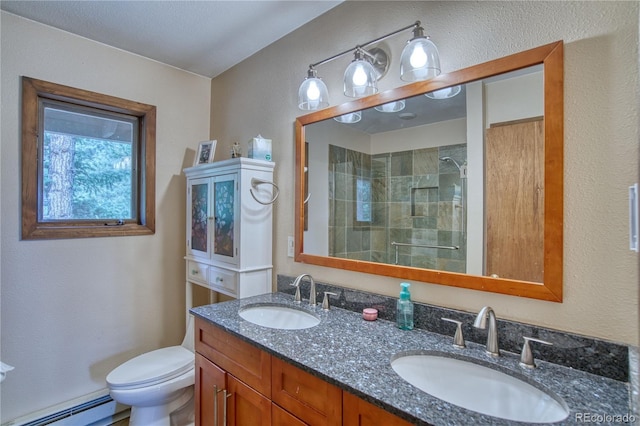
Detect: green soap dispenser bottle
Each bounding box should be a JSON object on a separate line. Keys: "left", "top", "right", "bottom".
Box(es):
{"left": 397, "top": 282, "right": 414, "bottom": 330}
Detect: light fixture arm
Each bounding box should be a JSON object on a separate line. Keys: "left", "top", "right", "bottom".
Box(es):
{"left": 307, "top": 21, "right": 422, "bottom": 70}
{"left": 356, "top": 47, "right": 376, "bottom": 62}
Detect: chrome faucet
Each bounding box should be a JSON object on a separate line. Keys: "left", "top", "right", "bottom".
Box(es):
{"left": 292, "top": 274, "right": 317, "bottom": 306}
{"left": 473, "top": 306, "right": 500, "bottom": 357}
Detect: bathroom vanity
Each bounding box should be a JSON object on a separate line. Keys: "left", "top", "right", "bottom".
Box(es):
{"left": 194, "top": 313, "right": 410, "bottom": 425}
{"left": 191, "top": 292, "right": 631, "bottom": 425}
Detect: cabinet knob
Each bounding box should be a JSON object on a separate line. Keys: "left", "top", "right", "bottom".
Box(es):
{"left": 215, "top": 276, "right": 223, "bottom": 282}
{"left": 191, "top": 270, "right": 198, "bottom": 275}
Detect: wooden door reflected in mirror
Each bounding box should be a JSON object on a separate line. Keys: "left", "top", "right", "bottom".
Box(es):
{"left": 486, "top": 118, "right": 544, "bottom": 283}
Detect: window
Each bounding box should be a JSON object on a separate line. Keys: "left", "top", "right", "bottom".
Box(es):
{"left": 355, "top": 176, "right": 372, "bottom": 224}
{"left": 21, "top": 77, "right": 156, "bottom": 239}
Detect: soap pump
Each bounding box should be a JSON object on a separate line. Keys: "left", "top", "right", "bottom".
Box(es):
{"left": 396, "top": 282, "right": 414, "bottom": 330}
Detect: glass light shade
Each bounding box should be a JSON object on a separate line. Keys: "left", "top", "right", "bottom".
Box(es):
{"left": 400, "top": 36, "right": 441, "bottom": 82}
{"left": 425, "top": 85, "right": 462, "bottom": 99}
{"left": 298, "top": 71, "right": 329, "bottom": 110}
{"left": 333, "top": 111, "right": 362, "bottom": 124}
{"left": 374, "top": 100, "right": 406, "bottom": 113}
{"left": 344, "top": 54, "right": 378, "bottom": 98}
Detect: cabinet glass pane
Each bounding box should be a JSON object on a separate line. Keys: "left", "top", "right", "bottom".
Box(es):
{"left": 214, "top": 179, "right": 235, "bottom": 257}
{"left": 191, "top": 183, "right": 209, "bottom": 252}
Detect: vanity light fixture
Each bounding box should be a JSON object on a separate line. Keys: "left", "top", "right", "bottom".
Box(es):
{"left": 374, "top": 100, "right": 406, "bottom": 113}
{"left": 297, "top": 21, "right": 440, "bottom": 110}
{"left": 298, "top": 68, "right": 329, "bottom": 110}
{"left": 425, "top": 85, "right": 461, "bottom": 99}
{"left": 333, "top": 111, "right": 362, "bottom": 124}
{"left": 400, "top": 25, "right": 441, "bottom": 82}
{"left": 343, "top": 48, "right": 379, "bottom": 97}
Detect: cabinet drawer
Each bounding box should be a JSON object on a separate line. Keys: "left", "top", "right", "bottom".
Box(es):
{"left": 195, "top": 317, "right": 271, "bottom": 398}
{"left": 343, "top": 392, "right": 413, "bottom": 426}
{"left": 271, "top": 357, "right": 342, "bottom": 425}
{"left": 187, "top": 260, "right": 208, "bottom": 284}
{"left": 208, "top": 266, "right": 237, "bottom": 296}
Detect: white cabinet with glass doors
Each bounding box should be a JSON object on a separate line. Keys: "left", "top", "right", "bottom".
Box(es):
{"left": 184, "top": 158, "right": 274, "bottom": 306}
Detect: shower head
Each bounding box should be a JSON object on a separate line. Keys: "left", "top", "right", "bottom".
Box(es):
{"left": 439, "top": 156, "right": 462, "bottom": 171}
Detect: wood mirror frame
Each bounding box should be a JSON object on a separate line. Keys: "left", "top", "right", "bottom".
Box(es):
{"left": 294, "top": 41, "right": 563, "bottom": 302}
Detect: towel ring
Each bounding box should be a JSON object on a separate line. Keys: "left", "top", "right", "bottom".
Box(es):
{"left": 250, "top": 178, "right": 279, "bottom": 205}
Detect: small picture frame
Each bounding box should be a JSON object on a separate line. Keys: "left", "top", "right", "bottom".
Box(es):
{"left": 194, "top": 140, "right": 216, "bottom": 166}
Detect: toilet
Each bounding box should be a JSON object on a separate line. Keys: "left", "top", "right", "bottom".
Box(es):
{"left": 107, "top": 316, "right": 195, "bottom": 426}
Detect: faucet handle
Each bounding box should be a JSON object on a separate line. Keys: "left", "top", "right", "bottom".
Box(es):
{"left": 442, "top": 318, "right": 466, "bottom": 348}
{"left": 322, "top": 292, "right": 337, "bottom": 310}
{"left": 290, "top": 281, "right": 301, "bottom": 303}
{"left": 519, "top": 336, "right": 552, "bottom": 369}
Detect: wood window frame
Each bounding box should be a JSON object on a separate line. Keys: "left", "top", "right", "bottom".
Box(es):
{"left": 21, "top": 76, "right": 156, "bottom": 239}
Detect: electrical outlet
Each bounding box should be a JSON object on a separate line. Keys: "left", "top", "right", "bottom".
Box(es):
{"left": 287, "top": 236, "right": 294, "bottom": 257}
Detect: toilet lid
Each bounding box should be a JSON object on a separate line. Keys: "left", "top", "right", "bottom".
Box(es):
{"left": 107, "top": 346, "right": 194, "bottom": 389}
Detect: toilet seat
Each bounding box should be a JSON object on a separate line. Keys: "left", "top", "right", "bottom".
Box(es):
{"left": 107, "top": 346, "right": 194, "bottom": 390}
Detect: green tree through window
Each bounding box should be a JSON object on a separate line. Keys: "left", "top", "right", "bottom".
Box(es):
{"left": 43, "top": 134, "right": 134, "bottom": 220}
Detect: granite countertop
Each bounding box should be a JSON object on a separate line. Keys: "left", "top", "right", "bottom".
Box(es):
{"left": 190, "top": 292, "right": 631, "bottom": 425}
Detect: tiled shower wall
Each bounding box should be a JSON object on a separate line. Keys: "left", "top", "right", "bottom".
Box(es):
{"left": 329, "top": 143, "right": 468, "bottom": 272}
{"left": 328, "top": 144, "right": 373, "bottom": 260}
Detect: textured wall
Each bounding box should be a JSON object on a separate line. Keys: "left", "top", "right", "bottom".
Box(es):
{"left": 0, "top": 12, "right": 211, "bottom": 422}
{"left": 211, "top": 1, "right": 639, "bottom": 345}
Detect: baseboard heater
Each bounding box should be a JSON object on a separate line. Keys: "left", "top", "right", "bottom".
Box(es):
{"left": 18, "top": 394, "right": 121, "bottom": 426}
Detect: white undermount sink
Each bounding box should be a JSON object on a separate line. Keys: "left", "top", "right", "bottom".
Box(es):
{"left": 391, "top": 352, "right": 569, "bottom": 423}
{"left": 239, "top": 304, "right": 320, "bottom": 330}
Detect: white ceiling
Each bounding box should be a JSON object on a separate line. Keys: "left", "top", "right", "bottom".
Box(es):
{"left": 1, "top": 0, "right": 343, "bottom": 78}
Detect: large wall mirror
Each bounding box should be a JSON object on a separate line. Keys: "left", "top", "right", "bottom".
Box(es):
{"left": 295, "top": 41, "right": 563, "bottom": 302}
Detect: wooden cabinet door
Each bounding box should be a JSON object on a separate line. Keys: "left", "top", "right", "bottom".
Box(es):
{"left": 227, "top": 374, "right": 271, "bottom": 426}
{"left": 272, "top": 403, "right": 308, "bottom": 426}
{"left": 485, "top": 118, "right": 544, "bottom": 282}
{"left": 195, "top": 352, "right": 226, "bottom": 426}
{"left": 343, "top": 392, "right": 413, "bottom": 426}
{"left": 195, "top": 317, "right": 271, "bottom": 398}
{"left": 271, "top": 357, "right": 342, "bottom": 425}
